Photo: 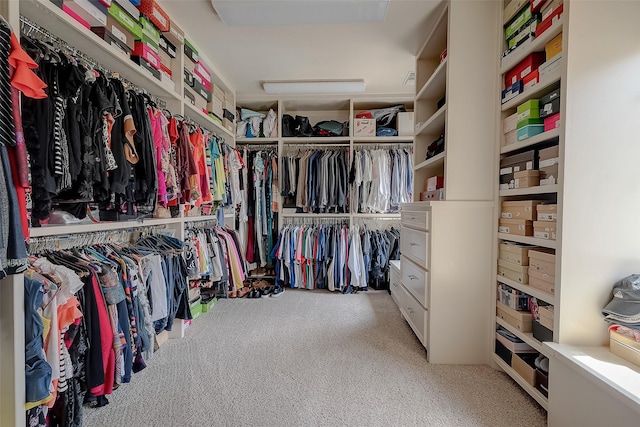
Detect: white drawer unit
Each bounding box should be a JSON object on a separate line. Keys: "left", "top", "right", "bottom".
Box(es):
{"left": 389, "top": 260, "right": 401, "bottom": 308}
{"left": 401, "top": 255, "right": 428, "bottom": 308}
{"left": 399, "top": 202, "right": 493, "bottom": 364}
{"left": 401, "top": 210, "right": 429, "bottom": 231}
{"left": 401, "top": 227, "right": 429, "bottom": 267}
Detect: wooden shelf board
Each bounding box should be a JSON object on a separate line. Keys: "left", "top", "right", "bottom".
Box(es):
{"left": 281, "top": 213, "right": 350, "bottom": 218}
{"left": 501, "top": 128, "right": 561, "bottom": 154}
{"left": 352, "top": 213, "right": 401, "bottom": 218}
{"left": 500, "top": 184, "right": 559, "bottom": 196}
{"left": 495, "top": 317, "right": 548, "bottom": 355}
{"left": 184, "top": 102, "right": 234, "bottom": 138}
{"left": 413, "top": 152, "right": 446, "bottom": 172}
{"left": 498, "top": 233, "right": 557, "bottom": 249}
{"left": 236, "top": 138, "right": 279, "bottom": 144}
{"left": 416, "top": 58, "right": 447, "bottom": 101}
{"left": 492, "top": 353, "right": 549, "bottom": 410}
{"left": 415, "top": 105, "right": 446, "bottom": 136}
{"left": 353, "top": 136, "right": 414, "bottom": 143}
{"left": 282, "top": 137, "right": 350, "bottom": 144}
{"left": 500, "top": 17, "right": 565, "bottom": 74}
{"left": 497, "top": 275, "right": 555, "bottom": 305}
{"left": 502, "top": 70, "right": 562, "bottom": 111}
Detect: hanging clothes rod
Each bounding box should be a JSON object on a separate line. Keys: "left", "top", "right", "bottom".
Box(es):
{"left": 19, "top": 15, "right": 167, "bottom": 109}
{"left": 354, "top": 143, "right": 413, "bottom": 150}
{"left": 282, "top": 143, "right": 349, "bottom": 149}
{"left": 184, "top": 219, "right": 218, "bottom": 229}
{"left": 282, "top": 217, "right": 350, "bottom": 226}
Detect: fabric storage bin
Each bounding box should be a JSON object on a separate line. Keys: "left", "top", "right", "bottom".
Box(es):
{"left": 498, "top": 283, "right": 530, "bottom": 311}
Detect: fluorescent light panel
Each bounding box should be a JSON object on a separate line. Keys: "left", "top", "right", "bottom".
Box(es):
{"left": 211, "top": 1, "right": 389, "bottom": 26}
{"left": 263, "top": 80, "right": 366, "bottom": 95}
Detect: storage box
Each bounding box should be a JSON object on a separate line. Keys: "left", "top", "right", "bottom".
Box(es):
{"left": 529, "top": 247, "right": 555, "bottom": 272}
{"left": 498, "top": 284, "right": 531, "bottom": 311}
{"left": 135, "top": 17, "right": 160, "bottom": 52}
{"left": 503, "top": 112, "right": 518, "bottom": 133}
{"left": 523, "top": 69, "right": 539, "bottom": 89}
{"left": 517, "top": 99, "right": 540, "bottom": 124}
{"left": 222, "top": 118, "right": 235, "bottom": 133}
{"left": 190, "top": 300, "right": 202, "bottom": 320}
{"left": 184, "top": 38, "right": 199, "bottom": 63}
{"left": 504, "top": 0, "right": 529, "bottom": 25}
{"left": 539, "top": 164, "right": 559, "bottom": 185}
{"left": 497, "top": 257, "right": 530, "bottom": 283}
{"left": 540, "top": 97, "right": 560, "bottom": 119}
{"left": 502, "top": 80, "right": 524, "bottom": 104}
{"left": 530, "top": 0, "right": 547, "bottom": 12}
{"left": 539, "top": 53, "right": 562, "bottom": 79}
{"left": 546, "top": 32, "right": 563, "bottom": 60}
{"left": 505, "top": 52, "right": 545, "bottom": 86}
{"left": 544, "top": 113, "right": 560, "bottom": 131}
{"left": 223, "top": 109, "right": 235, "bottom": 122}
{"left": 533, "top": 221, "right": 556, "bottom": 240}
{"left": 499, "top": 242, "right": 534, "bottom": 265}
{"left": 117, "top": 0, "right": 139, "bottom": 19}
{"left": 532, "top": 319, "right": 553, "bottom": 342}
{"left": 504, "top": 5, "right": 534, "bottom": 41}
{"left": 109, "top": 0, "right": 142, "bottom": 39}
{"left": 610, "top": 328, "right": 640, "bottom": 368}
{"left": 397, "top": 112, "right": 414, "bottom": 136}
{"left": 538, "top": 145, "right": 559, "bottom": 162}
{"left": 529, "top": 269, "right": 555, "bottom": 295}
{"left": 539, "top": 156, "right": 559, "bottom": 168}
{"left": 517, "top": 124, "right": 545, "bottom": 141}
{"left": 426, "top": 175, "right": 444, "bottom": 191}
{"left": 184, "top": 68, "right": 194, "bottom": 87}
{"left": 159, "top": 34, "right": 177, "bottom": 58}
{"left": 354, "top": 118, "right": 376, "bottom": 137}
{"left": 131, "top": 55, "right": 160, "bottom": 79}
{"left": 194, "top": 61, "right": 212, "bottom": 87}
{"left": 512, "top": 352, "right": 539, "bottom": 386}
{"left": 535, "top": 205, "right": 556, "bottom": 222}
{"left": 538, "top": 305, "right": 554, "bottom": 330}
{"left": 514, "top": 169, "right": 540, "bottom": 188}
{"left": 422, "top": 188, "right": 445, "bottom": 201}
{"left": 92, "top": 14, "right": 136, "bottom": 50}
{"left": 91, "top": 26, "right": 132, "bottom": 55}
{"left": 497, "top": 329, "right": 536, "bottom": 352}
{"left": 536, "top": 3, "right": 563, "bottom": 37}
{"left": 212, "top": 84, "right": 225, "bottom": 103}
{"left": 508, "top": 20, "right": 538, "bottom": 50}
{"left": 63, "top": 3, "right": 91, "bottom": 28}
{"left": 208, "top": 96, "right": 223, "bottom": 119}
{"left": 504, "top": 129, "right": 517, "bottom": 147}
{"left": 184, "top": 87, "right": 195, "bottom": 105}
{"left": 500, "top": 150, "right": 537, "bottom": 175}
{"left": 163, "top": 19, "right": 184, "bottom": 46}
{"left": 201, "top": 297, "right": 216, "bottom": 313}
{"left": 499, "top": 218, "right": 533, "bottom": 238}
{"left": 495, "top": 339, "right": 514, "bottom": 365}
{"left": 193, "top": 78, "right": 211, "bottom": 102}
{"left": 137, "top": 0, "right": 170, "bottom": 32}
{"left": 496, "top": 301, "right": 533, "bottom": 332}
{"left": 63, "top": 0, "right": 108, "bottom": 27}
{"left": 541, "top": 0, "right": 561, "bottom": 19}
{"left": 132, "top": 42, "right": 161, "bottom": 69}
{"left": 535, "top": 368, "right": 549, "bottom": 397}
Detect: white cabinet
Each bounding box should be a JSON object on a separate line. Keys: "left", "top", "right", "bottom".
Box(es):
{"left": 400, "top": 201, "right": 493, "bottom": 364}
{"left": 389, "top": 260, "right": 401, "bottom": 308}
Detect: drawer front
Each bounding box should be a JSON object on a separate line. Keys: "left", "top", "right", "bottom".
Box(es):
{"left": 399, "top": 284, "right": 428, "bottom": 346}
{"left": 401, "top": 227, "right": 429, "bottom": 267}
{"left": 401, "top": 255, "right": 428, "bottom": 308}
{"left": 401, "top": 210, "right": 429, "bottom": 230}
{"left": 389, "top": 264, "right": 401, "bottom": 308}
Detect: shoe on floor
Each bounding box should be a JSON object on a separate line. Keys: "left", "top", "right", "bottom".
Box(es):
{"left": 237, "top": 287, "right": 250, "bottom": 298}
{"left": 270, "top": 286, "right": 285, "bottom": 298}
{"left": 260, "top": 286, "right": 273, "bottom": 298}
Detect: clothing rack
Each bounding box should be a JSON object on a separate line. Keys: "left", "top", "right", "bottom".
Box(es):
{"left": 282, "top": 217, "right": 349, "bottom": 226}
{"left": 282, "top": 143, "right": 350, "bottom": 149}
{"left": 184, "top": 219, "right": 218, "bottom": 229}
{"left": 19, "top": 15, "right": 166, "bottom": 108}
{"left": 353, "top": 217, "right": 401, "bottom": 229}
{"left": 354, "top": 143, "right": 413, "bottom": 150}
{"left": 181, "top": 114, "right": 227, "bottom": 142}
{"left": 240, "top": 144, "right": 278, "bottom": 151}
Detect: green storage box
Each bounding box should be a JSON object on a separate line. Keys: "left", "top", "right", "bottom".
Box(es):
{"left": 517, "top": 117, "right": 543, "bottom": 129}
{"left": 108, "top": 1, "right": 142, "bottom": 40}
{"left": 201, "top": 298, "right": 216, "bottom": 313}
{"left": 517, "top": 124, "right": 545, "bottom": 141}
{"left": 190, "top": 299, "right": 202, "bottom": 320}
{"left": 184, "top": 39, "right": 199, "bottom": 63}
{"left": 505, "top": 6, "right": 533, "bottom": 40}
{"left": 517, "top": 99, "right": 540, "bottom": 126}
{"left": 138, "top": 16, "right": 161, "bottom": 52}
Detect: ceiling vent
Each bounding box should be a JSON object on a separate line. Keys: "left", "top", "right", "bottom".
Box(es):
{"left": 403, "top": 71, "right": 416, "bottom": 85}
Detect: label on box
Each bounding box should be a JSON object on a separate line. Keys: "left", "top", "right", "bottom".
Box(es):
{"left": 534, "top": 231, "right": 555, "bottom": 240}
{"left": 499, "top": 226, "right": 510, "bottom": 233}
{"left": 500, "top": 167, "right": 513, "bottom": 175}
{"left": 152, "top": 8, "right": 168, "bottom": 28}
{"left": 501, "top": 212, "right": 512, "bottom": 218}
{"left": 539, "top": 158, "right": 559, "bottom": 168}
{"left": 538, "top": 213, "right": 557, "bottom": 221}
{"left": 110, "top": 25, "right": 127, "bottom": 45}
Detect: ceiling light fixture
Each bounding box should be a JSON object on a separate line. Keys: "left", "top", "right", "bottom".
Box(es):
{"left": 262, "top": 80, "right": 366, "bottom": 95}
{"left": 211, "top": 1, "right": 389, "bottom": 26}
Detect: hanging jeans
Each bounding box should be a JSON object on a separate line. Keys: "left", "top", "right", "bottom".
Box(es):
{"left": 24, "top": 277, "right": 53, "bottom": 404}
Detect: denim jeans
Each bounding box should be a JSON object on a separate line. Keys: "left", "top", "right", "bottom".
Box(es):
{"left": 24, "top": 277, "right": 52, "bottom": 403}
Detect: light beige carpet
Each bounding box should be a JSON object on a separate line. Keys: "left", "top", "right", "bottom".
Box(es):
{"left": 83, "top": 289, "right": 546, "bottom": 427}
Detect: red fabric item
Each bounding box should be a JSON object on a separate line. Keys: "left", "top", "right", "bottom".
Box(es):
{"left": 88, "top": 274, "right": 115, "bottom": 397}
{"left": 246, "top": 216, "right": 255, "bottom": 263}
{"left": 9, "top": 32, "right": 47, "bottom": 99}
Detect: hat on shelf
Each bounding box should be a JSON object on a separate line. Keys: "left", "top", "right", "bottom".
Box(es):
{"left": 602, "top": 274, "right": 640, "bottom": 318}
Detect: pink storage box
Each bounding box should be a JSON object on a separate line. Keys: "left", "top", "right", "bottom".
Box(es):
{"left": 193, "top": 61, "right": 211, "bottom": 87}
{"left": 132, "top": 42, "right": 161, "bottom": 70}
{"left": 544, "top": 113, "right": 560, "bottom": 131}
{"left": 63, "top": 4, "right": 91, "bottom": 29}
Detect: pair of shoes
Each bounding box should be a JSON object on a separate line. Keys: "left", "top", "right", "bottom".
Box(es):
{"left": 271, "top": 286, "right": 285, "bottom": 298}
{"left": 237, "top": 287, "right": 250, "bottom": 298}
{"left": 259, "top": 286, "right": 274, "bottom": 298}
{"left": 247, "top": 288, "right": 261, "bottom": 299}
{"left": 228, "top": 290, "right": 237, "bottom": 298}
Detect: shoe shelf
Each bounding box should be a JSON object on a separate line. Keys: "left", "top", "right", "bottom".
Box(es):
{"left": 415, "top": 3, "right": 448, "bottom": 91}
{"left": 414, "top": 151, "right": 445, "bottom": 172}
{"left": 502, "top": 68, "right": 563, "bottom": 111}
{"left": 498, "top": 234, "right": 557, "bottom": 250}
{"left": 496, "top": 317, "right": 548, "bottom": 356}
{"left": 416, "top": 58, "right": 447, "bottom": 102}
{"left": 20, "top": 0, "right": 180, "bottom": 102}
{"left": 497, "top": 276, "right": 554, "bottom": 305}
{"left": 415, "top": 105, "right": 446, "bottom": 137}
{"left": 184, "top": 101, "right": 234, "bottom": 139}
{"left": 492, "top": 353, "right": 549, "bottom": 410}
{"left": 499, "top": 184, "right": 559, "bottom": 197}
{"left": 500, "top": 17, "right": 564, "bottom": 74}
{"left": 501, "top": 128, "right": 561, "bottom": 155}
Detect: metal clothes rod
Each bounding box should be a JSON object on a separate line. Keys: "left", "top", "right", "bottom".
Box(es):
{"left": 282, "top": 143, "right": 349, "bottom": 149}
{"left": 353, "top": 144, "right": 413, "bottom": 150}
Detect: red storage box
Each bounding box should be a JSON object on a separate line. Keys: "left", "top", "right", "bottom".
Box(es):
{"left": 132, "top": 41, "right": 161, "bottom": 69}
{"left": 159, "top": 62, "right": 172, "bottom": 77}
{"left": 530, "top": 0, "right": 546, "bottom": 13}
{"left": 505, "top": 53, "right": 545, "bottom": 87}
{"left": 523, "top": 69, "right": 539, "bottom": 89}
{"left": 193, "top": 61, "right": 211, "bottom": 85}
{"left": 544, "top": 113, "right": 560, "bottom": 131}
{"left": 137, "top": 0, "right": 170, "bottom": 32}
{"left": 536, "top": 3, "right": 563, "bottom": 37}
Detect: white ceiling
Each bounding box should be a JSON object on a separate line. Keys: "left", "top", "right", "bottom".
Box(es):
{"left": 159, "top": 0, "right": 443, "bottom": 97}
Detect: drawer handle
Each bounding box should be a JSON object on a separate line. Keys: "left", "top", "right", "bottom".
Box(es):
{"left": 392, "top": 282, "right": 398, "bottom": 287}
{"left": 409, "top": 242, "right": 419, "bottom": 247}
{"left": 408, "top": 216, "right": 416, "bottom": 220}
{"left": 408, "top": 275, "right": 418, "bottom": 280}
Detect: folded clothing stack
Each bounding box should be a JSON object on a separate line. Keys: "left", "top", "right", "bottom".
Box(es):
{"left": 236, "top": 108, "right": 278, "bottom": 138}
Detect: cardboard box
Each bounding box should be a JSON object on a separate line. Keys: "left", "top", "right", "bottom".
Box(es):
{"left": 536, "top": 3, "right": 563, "bottom": 37}
{"left": 505, "top": 52, "right": 545, "bottom": 86}
{"left": 610, "top": 329, "right": 640, "bottom": 368}
{"left": 193, "top": 79, "right": 211, "bottom": 102}
{"left": 523, "top": 69, "right": 539, "bottom": 90}
{"left": 530, "top": 0, "right": 547, "bottom": 12}
{"left": 514, "top": 170, "right": 540, "bottom": 188}
{"left": 512, "top": 352, "right": 539, "bottom": 386}
{"left": 538, "top": 145, "right": 559, "bottom": 161}
{"left": 505, "top": 5, "right": 534, "bottom": 41}
{"left": 540, "top": 97, "right": 560, "bottom": 118}
{"left": 159, "top": 34, "right": 177, "bottom": 59}
{"left": 498, "top": 284, "right": 531, "bottom": 311}
{"left": 501, "top": 200, "right": 540, "bottom": 217}
{"left": 496, "top": 330, "right": 536, "bottom": 353}
{"left": 517, "top": 124, "right": 545, "bottom": 141}
{"left": 163, "top": 19, "right": 185, "bottom": 46}
{"left": 529, "top": 249, "right": 555, "bottom": 273}
{"left": 500, "top": 150, "right": 537, "bottom": 174}
{"left": 131, "top": 55, "right": 160, "bottom": 79}
{"left": 539, "top": 53, "right": 562, "bottom": 78}
{"left": 92, "top": 14, "right": 136, "bottom": 50}
{"left": 504, "top": 129, "right": 517, "bottom": 147}
{"left": 354, "top": 118, "right": 376, "bottom": 137}
{"left": 496, "top": 301, "right": 533, "bottom": 333}
{"left": 517, "top": 118, "right": 544, "bottom": 130}
{"left": 508, "top": 20, "right": 538, "bottom": 50}
{"left": 132, "top": 42, "right": 161, "bottom": 70}
{"left": 536, "top": 368, "right": 549, "bottom": 397}
{"left": 499, "top": 242, "right": 534, "bottom": 265}
{"left": 63, "top": 3, "right": 91, "bottom": 28}
{"left": 544, "top": 113, "right": 560, "bottom": 131}
{"left": 538, "top": 305, "right": 554, "bottom": 330}
{"left": 208, "top": 96, "right": 223, "bottom": 119}
{"left": 117, "top": 0, "right": 139, "bottom": 20}
{"left": 137, "top": 16, "right": 161, "bottom": 52}
{"left": 498, "top": 258, "right": 529, "bottom": 283}
{"left": 92, "top": 26, "right": 132, "bottom": 56}
{"left": 539, "top": 164, "right": 559, "bottom": 185}
{"left": 222, "top": 118, "right": 235, "bottom": 133}
{"left": 397, "top": 112, "right": 414, "bottom": 136}
{"left": 138, "top": 0, "right": 170, "bottom": 32}
{"left": 194, "top": 62, "right": 212, "bottom": 87}
{"left": 546, "top": 32, "right": 563, "bottom": 60}
{"left": 541, "top": 0, "right": 562, "bottom": 19}
{"left": 499, "top": 218, "right": 533, "bottom": 237}
{"left": 184, "top": 86, "right": 196, "bottom": 105}
{"left": 421, "top": 189, "right": 445, "bottom": 201}
{"left": 503, "top": 0, "right": 529, "bottom": 25}
{"left": 539, "top": 156, "right": 559, "bottom": 169}
{"left": 529, "top": 270, "right": 555, "bottom": 295}
{"left": 517, "top": 99, "right": 540, "bottom": 124}
{"left": 426, "top": 175, "right": 444, "bottom": 191}
{"left": 212, "top": 84, "right": 225, "bottom": 102}
{"left": 158, "top": 48, "right": 172, "bottom": 70}
{"left": 495, "top": 339, "right": 514, "bottom": 365}
{"left": 536, "top": 204, "right": 557, "bottom": 221}
{"left": 534, "top": 220, "right": 556, "bottom": 240}
{"left": 184, "top": 38, "right": 199, "bottom": 63}
{"left": 109, "top": 0, "right": 142, "bottom": 39}
{"left": 63, "top": 0, "right": 108, "bottom": 27}
{"left": 532, "top": 319, "right": 553, "bottom": 342}
{"left": 502, "top": 80, "right": 524, "bottom": 104}
{"left": 504, "top": 112, "right": 518, "bottom": 134}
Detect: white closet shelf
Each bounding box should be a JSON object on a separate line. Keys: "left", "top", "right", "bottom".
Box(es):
{"left": 496, "top": 317, "right": 548, "bottom": 356}
{"left": 281, "top": 213, "right": 350, "bottom": 218}
{"left": 353, "top": 136, "right": 414, "bottom": 143}
{"left": 501, "top": 128, "right": 561, "bottom": 154}
{"left": 500, "top": 17, "right": 564, "bottom": 74}
{"left": 415, "top": 105, "right": 446, "bottom": 136}
{"left": 497, "top": 275, "right": 555, "bottom": 305}
{"left": 414, "top": 152, "right": 445, "bottom": 172}
{"left": 20, "top": 0, "right": 180, "bottom": 101}
{"left": 352, "top": 213, "right": 401, "bottom": 218}
{"left": 498, "top": 233, "right": 557, "bottom": 249}
{"left": 416, "top": 58, "right": 447, "bottom": 101}
{"left": 184, "top": 102, "right": 234, "bottom": 139}
{"left": 502, "top": 69, "right": 562, "bottom": 111}
{"left": 492, "top": 353, "right": 549, "bottom": 410}
{"left": 500, "top": 184, "right": 559, "bottom": 196}
{"left": 236, "top": 138, "right": 279, "bottom": 144}
{"left": 282, "top": 137, "right": 350, "bottom": 144}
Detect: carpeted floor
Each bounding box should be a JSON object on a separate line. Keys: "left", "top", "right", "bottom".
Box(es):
{"left": 83, "top": 289, "right": 547, "bottom": 427}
